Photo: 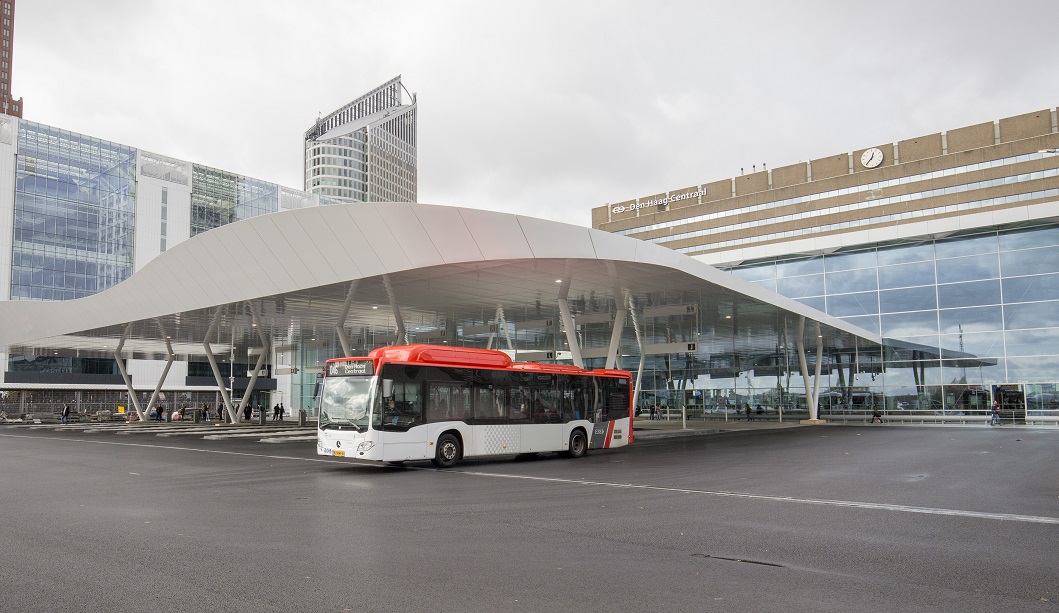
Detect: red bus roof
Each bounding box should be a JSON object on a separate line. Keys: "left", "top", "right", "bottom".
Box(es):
{"left": 326, "top": 344, "right": 630, "bottom": 378}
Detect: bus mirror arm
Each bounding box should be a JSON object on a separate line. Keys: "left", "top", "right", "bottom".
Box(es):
{"left": 382, "top": 379, "right": 394, "bottom": 399}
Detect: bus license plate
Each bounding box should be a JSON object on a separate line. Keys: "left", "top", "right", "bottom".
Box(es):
{"left": 333, "top": 450, "right": 345, "bottom": 457}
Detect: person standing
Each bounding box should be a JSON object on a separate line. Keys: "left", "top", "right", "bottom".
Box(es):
{"left": 272, "top": 403, "right": 279, "bottom": 421}
{"left": 278, "top": 403, "right": 285, "bottom": 421}
{"left": 744, "top": 403, "right": 753, "bottom": 421}
{"left": 243, "top": 403, "right": 252, "bottom": 421}
{"left": 60, "top": 404, "right": 71, "bottom": 425}
{"left": 991, "top": 399, "right": 1001, "bottom": 425}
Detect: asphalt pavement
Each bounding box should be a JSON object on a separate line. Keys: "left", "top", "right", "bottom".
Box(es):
{"left": 1, "top": 419, "right": 1056, "bottom": 612}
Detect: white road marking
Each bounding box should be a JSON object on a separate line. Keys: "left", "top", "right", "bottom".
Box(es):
{"left": 453, "top": 470, "right": 1059, "bottom": 525}
{"left": 6, "top": 432, "right": 1058, "bottom": 525}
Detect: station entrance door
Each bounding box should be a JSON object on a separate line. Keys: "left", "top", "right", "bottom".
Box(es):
{"left": 993, "top": 385, "right": 1025, "bottom": 424}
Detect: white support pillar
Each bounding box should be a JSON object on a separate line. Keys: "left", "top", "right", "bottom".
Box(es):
{"left": 556, "top": 277, "right": 584, "bottom": 368}
{"left": 796, "top": 316, "right": 827, "bottom": 423}
{"left": 628, "top": 294, "right": 646, "bottom": 411}
{"left": 335, "top": 280, "right": 359, "bottom": 357}
{"left": 383, "top": 275, "right": 408, "bottom": 344}
{"left": 203, "top": 307, "right": 238, "bottom": 423}
{"left": 604, "top": 305, "right": 626, "bottom": 369}
{"left": 142, "top": 319, "right": 176, "bottom": 420}
{"left": 500, "top": 308, "right": 514, "bottom": 350}
{"left": 114, "top": 326, "right": 145, "bottom": 421}
{"left": 236, "top": 302, "right": 270, "bottom": 421}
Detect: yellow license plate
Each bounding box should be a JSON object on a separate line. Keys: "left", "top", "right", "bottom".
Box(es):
{"left": 333, "top": 450, "right": 345, "bottom": 457}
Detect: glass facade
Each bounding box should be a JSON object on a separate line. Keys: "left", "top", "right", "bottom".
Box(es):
{"left": 190, "top": 164, "right": 279, "bottom": 236}
{"left": 720, "top": 223, "right": 1059, "bottom": 419}
{"left": 11, "top": 121, "right": 136, "bottom": 300}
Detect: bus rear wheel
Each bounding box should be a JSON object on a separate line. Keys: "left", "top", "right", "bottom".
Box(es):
{"left": 564, "top": 429, "right": 587, "bottom": 459}
{"left": 432, "top": 433, "right": 461, "bottom": 468}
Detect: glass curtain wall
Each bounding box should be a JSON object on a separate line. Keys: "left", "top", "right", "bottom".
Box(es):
{"left": 724, "top": 223, "right": 1059, "bottom": 418}
{"left": 11, "top": 121, "right": 136, "bottom": 300}
{"left": 190, "top": 164, "right": 279, "bottom": 236}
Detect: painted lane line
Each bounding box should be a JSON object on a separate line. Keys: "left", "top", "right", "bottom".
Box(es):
{"left": 453, "top": 470, "right": 1059, "bottom": 526}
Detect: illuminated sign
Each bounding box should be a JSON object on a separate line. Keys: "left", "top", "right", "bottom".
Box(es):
{"left": 327, "top": 360, "right": 374, "bottom": 377}
{"left": 612, "top": 188, "right": 706, "bottom": 214}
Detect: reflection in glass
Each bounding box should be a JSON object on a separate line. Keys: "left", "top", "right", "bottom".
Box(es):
{"left": 998, "top": 226, "right": 1059, "bottom": 251}
{"left": 824, "top": 249, "right": 877, "bottom": 272}
{"left": 1000, "top": 246, "right": 1059, "bottom": 277}
{"left": 937, "top": 280, "right": 1001, "bottom": 309}
{"left": 827, "top": 292, "right": 878, "bottom": 317}
{"left": 881, "top": 310, "right": 938, "bottom": 337}
{"left": 776, "top": 274, "right": 824, "bottom": 298}
{"left": 1001, "top": 274, "right": 1059, "bottom": 303}
{"left": 1004, "top": 328, "right": 1059, "bottom": 357}
{"left": 877, "top": 242, "right": 934, "bottom": 266}
{"left": 795, "top": 296, "right": 825, "bottom": 311}
{"left": 1007, "top": 356, "right": 1059, "bottom": 382}
{"left": 938, "top": 306, "right": 1003, "bottom": 334}
{"left": 729, "top": 265, "right": 775, "bottom": 282}
{"left": 839, "top": 315, "right": 880, "bottom": 334}
{"left": 826, "top": 268, "right": 878, "bottom": 294}
{"left": 934, "top": 232, "right": 997, "bottom": 258}
{"left": 935, "top": 253, "right": 999, "bottom": 284}
{"left": 775, "top": 257, "right": 823, "bottom": 278}
{"left": 880, "top": 286, "right": 937, "bottom": 313}
{"left": 939, "top": 331, "right": 1003, "bottom": 356}
{"left": 1004, "top": 301, "right": 1059, "bottom": 330}
{"left": 879, "top": 261, "right": 935, "bottom": 289}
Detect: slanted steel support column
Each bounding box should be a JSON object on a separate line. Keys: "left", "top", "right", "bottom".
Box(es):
{"left": 236, "top": 302, "right": 270, "bottom": 421}
{"left": 556, "top": 276, "right": 584, "bottom": 368}
{"left": 628, "top": 294, "right": 646, "bottom": 415}
{"left": 383, "top": 275, "right": 408, "bottom": 344}
{"left": 335, "top": 280, "right": 359, "bottom": 357}
{"left": 486, "top": 306, "right": 514, "bottom": 351}
{"left": 114, "top": 326, "right": 145, "bottom": 421}
{"left": 143, "top": 319, "right": 176, "bottom": 421}
{"left": 796, "top": 317, "right": 826, "bottom": 422}
{"left": 203, "top": 307, "right": 237, "bottom": 423}
{"left": 605, "top": 304, "right": 626, "bottom": 369}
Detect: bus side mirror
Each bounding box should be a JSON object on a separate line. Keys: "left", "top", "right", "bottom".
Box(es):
{"left": 382, "top": 379, "right": 394, "bottom": 399}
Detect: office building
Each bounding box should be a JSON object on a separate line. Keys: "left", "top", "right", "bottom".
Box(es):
{"left": 303, "top": 75, "right": 417, "bottom": 204}
{"left": 593, "top": 109, "right": 1059, "bottom": 419}
{"left": 0, "top": 0, "right": 21, "bottom": 118}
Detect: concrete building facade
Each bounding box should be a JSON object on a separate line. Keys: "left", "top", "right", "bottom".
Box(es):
{"left": 593, "top": 109, "right": 1059, "bottom": 421}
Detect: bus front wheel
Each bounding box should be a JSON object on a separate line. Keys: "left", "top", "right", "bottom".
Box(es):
{"left": 432, "top": 433, "right": 462, "bottom": 468}
{"left": 565, "top": 429, "right": 588, "bottom": 459}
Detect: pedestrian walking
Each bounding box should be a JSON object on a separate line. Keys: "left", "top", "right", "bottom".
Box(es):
{"left": 991, "top": 399, "right": 1001, "bottom": 425}
{"left": 744, "top": 403, "right": 753, "bottom": 421}
{"left": 60, "top": 404, "right": 70, "bottom": 425}
{"left": 278, "top": 403, "right": 285, "bottom": 421}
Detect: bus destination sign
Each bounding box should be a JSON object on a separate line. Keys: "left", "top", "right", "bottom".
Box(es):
{"left": 328, "top": 360, "right": 374, "bottom": 377}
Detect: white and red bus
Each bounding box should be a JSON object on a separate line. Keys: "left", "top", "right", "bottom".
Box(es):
{"left": 317, "top": 344, "right": 633, "bottom": 467}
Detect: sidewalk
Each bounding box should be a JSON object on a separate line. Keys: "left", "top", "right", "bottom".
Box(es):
{"left": 632, "top": 415, "right": 799, "bottom": 439}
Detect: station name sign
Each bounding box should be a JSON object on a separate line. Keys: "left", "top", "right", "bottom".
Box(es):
{"left": 327, "top": 360, "right": 374, "bottom": 377}
{"left": 612, "top": 188, "right": 706, "bottom": 214}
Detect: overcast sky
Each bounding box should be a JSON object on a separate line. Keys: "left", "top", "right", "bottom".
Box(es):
{"left": 14, "top": 0, "right": 1059, "bottom": 227}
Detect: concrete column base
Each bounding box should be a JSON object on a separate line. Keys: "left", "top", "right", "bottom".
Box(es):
{"left": 800, "top": 419, "right": 827, "bottom": 425}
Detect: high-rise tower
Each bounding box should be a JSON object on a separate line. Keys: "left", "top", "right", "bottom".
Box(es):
{"left": 303, "top": 76, "right": 417, "bottom": 203}
{"left": 0, "top": 0, "right": 20, "bottom": 117}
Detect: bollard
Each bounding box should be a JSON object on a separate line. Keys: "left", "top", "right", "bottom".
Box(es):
{"left": 193, "top": 408, "right": 201, "bottom": 423}
{"left": 298, "top": 409, "right": 307, "bottom": 427}
{"left": 257, "top": 408, "right": 266, "bottom": 426}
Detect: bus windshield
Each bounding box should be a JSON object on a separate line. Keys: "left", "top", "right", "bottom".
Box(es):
{"left": 319, "top": 376, "right": 374, "bottom": 430}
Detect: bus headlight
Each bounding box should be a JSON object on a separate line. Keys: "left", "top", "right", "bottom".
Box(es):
{"left": 357, "top": 441, "right": 375, "bottom": 452}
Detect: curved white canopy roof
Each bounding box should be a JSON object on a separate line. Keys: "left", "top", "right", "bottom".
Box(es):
{"left": 0, "top": 202, "right": 879, "bottom": 362}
